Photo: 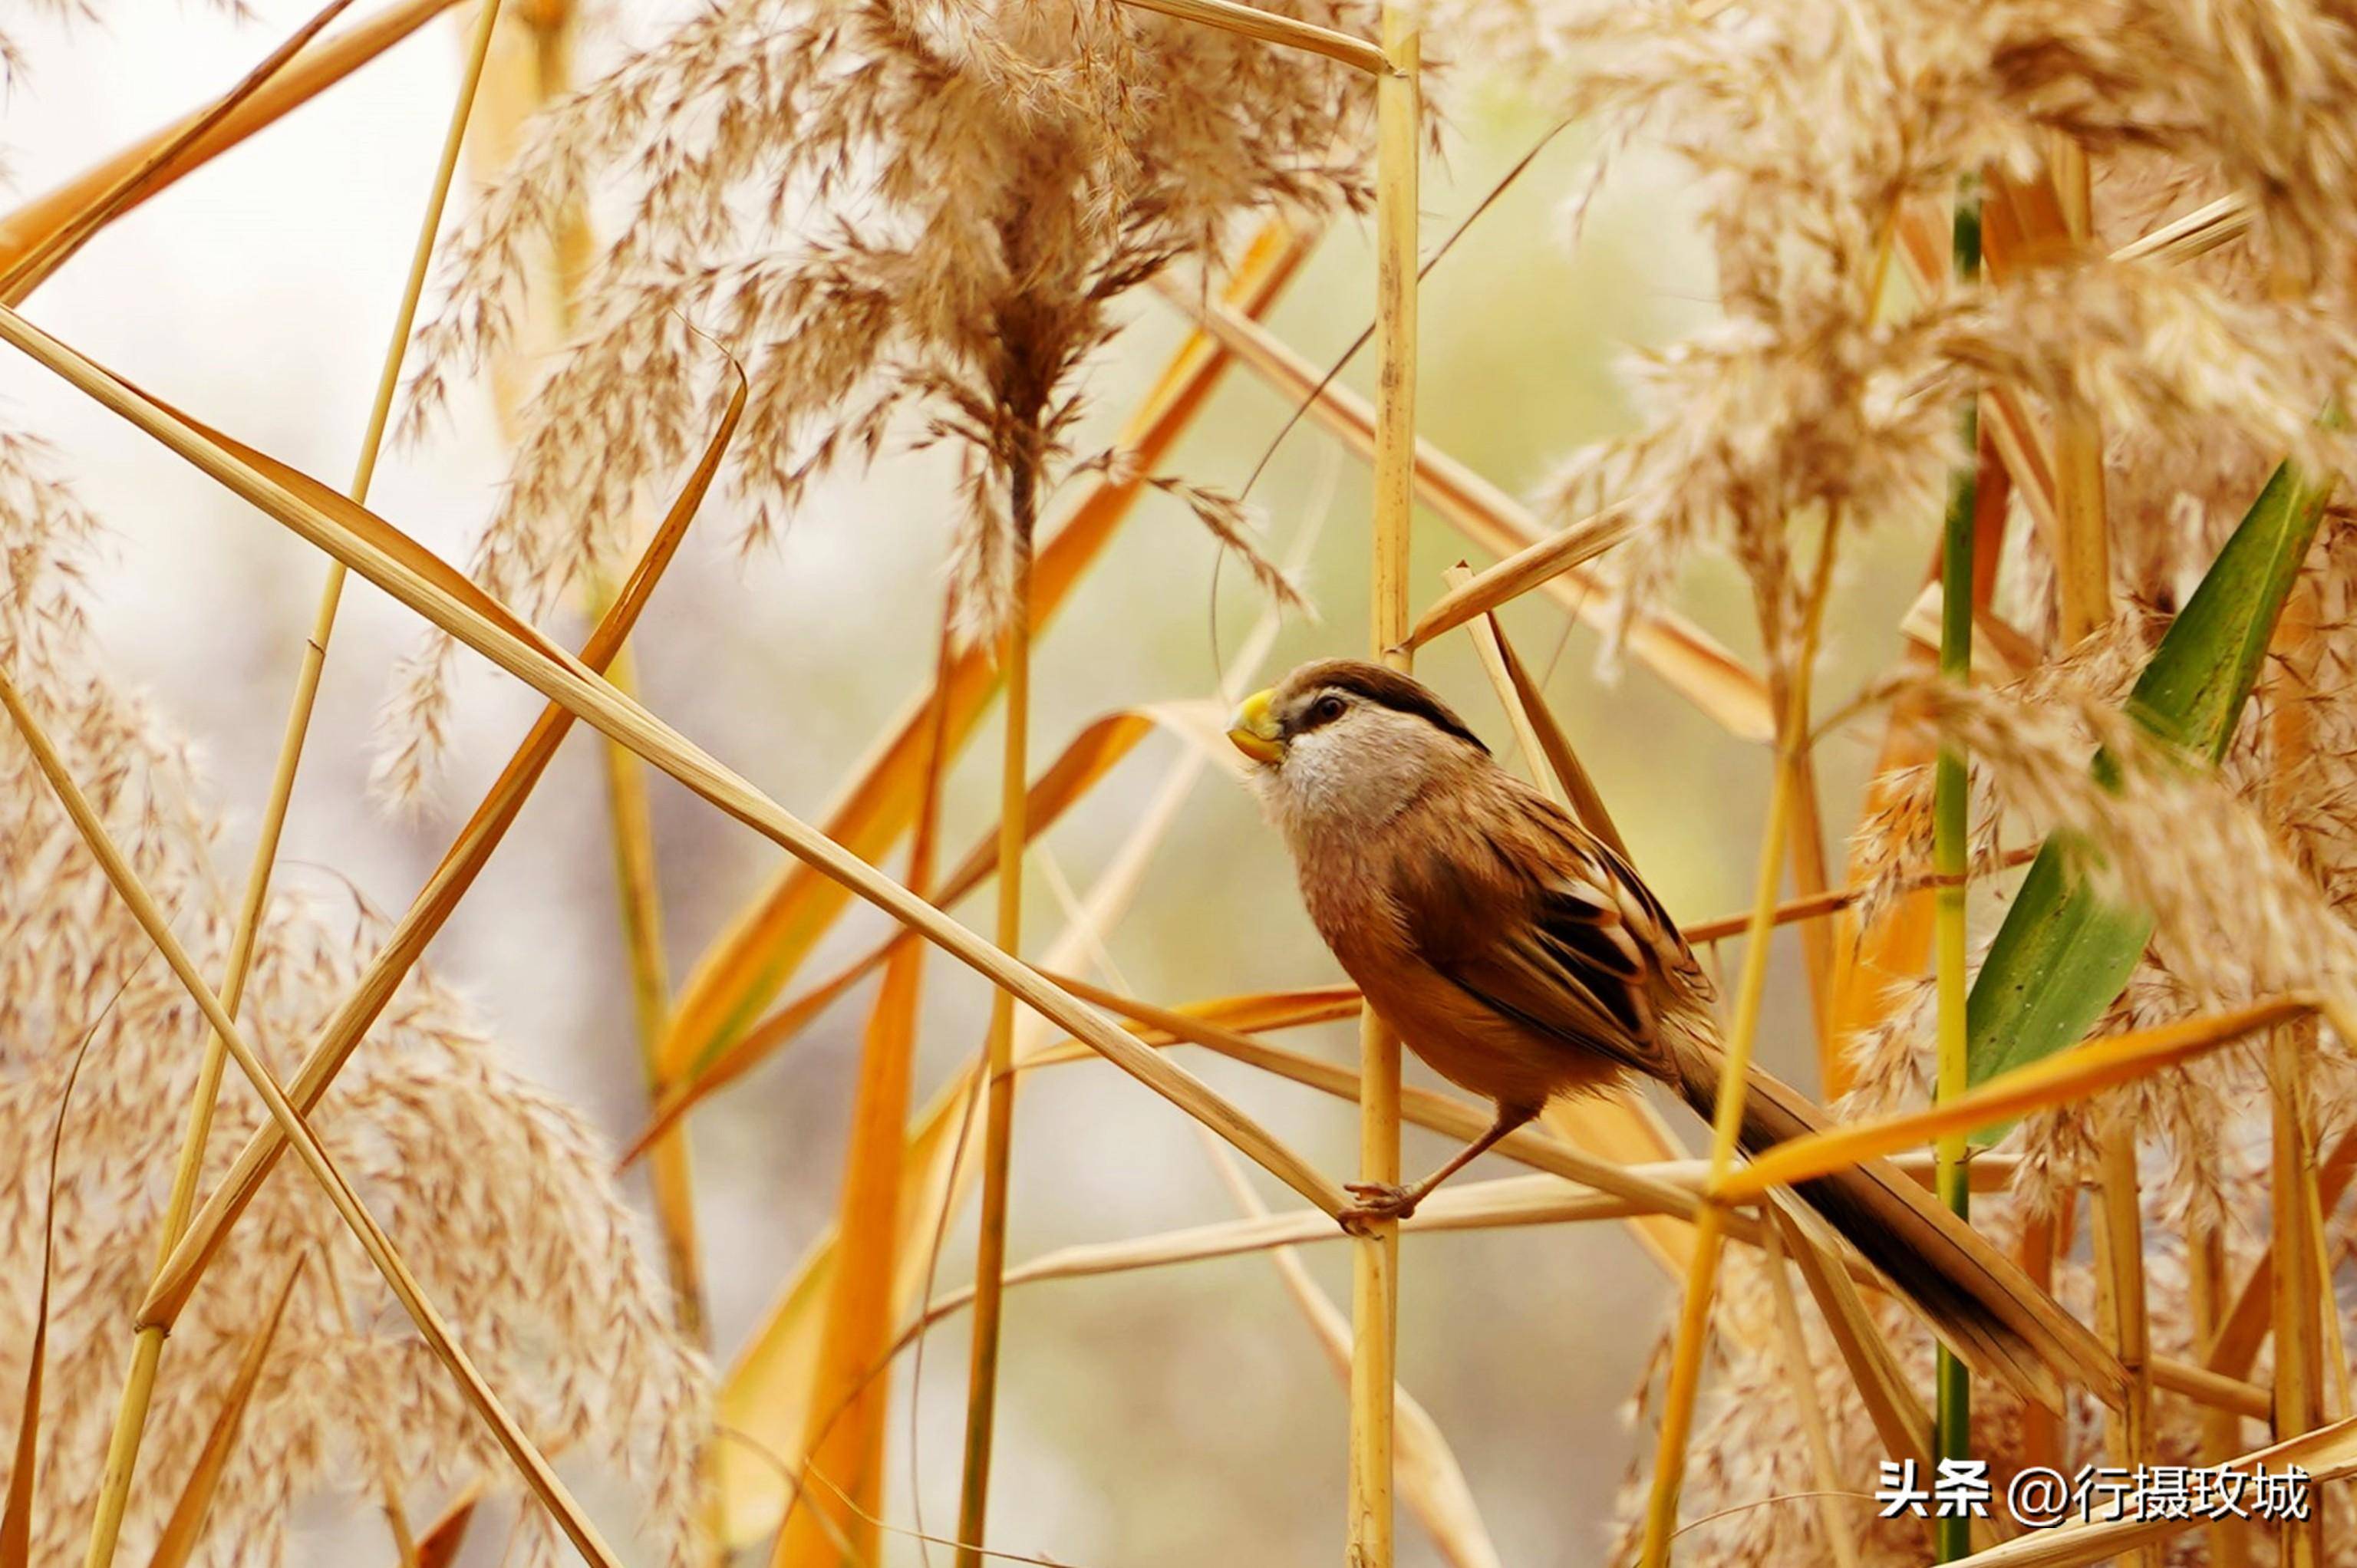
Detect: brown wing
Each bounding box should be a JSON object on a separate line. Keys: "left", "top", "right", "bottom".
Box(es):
{"left": 1394, "top": 779, "right": 1698, "bottom": 1084}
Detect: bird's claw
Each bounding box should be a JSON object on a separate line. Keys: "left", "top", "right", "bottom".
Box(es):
{"left": 1338, "top": 1181, "right": 1419, "bottom": 1235}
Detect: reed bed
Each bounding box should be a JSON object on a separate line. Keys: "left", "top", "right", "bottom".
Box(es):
{"left": 8, "top": 0, "right": 2357, "bottom": 1564}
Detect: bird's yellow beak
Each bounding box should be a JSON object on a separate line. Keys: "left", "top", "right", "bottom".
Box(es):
{"left": 1228, "top": 688, "right": 1284, "bottom": 766}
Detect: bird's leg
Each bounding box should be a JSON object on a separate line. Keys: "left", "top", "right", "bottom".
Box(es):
{"left": 1340, "top": 1102, "right": 1540, "bottom": 1234}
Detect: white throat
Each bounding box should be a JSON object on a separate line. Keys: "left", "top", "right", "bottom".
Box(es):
{"left": 1261, "top": 707, "right": 1451, "bottom": 855}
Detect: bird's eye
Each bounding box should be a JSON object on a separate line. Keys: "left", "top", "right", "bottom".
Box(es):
{"left": 1311, "top": 694, "right": 1347, "bottom": 724}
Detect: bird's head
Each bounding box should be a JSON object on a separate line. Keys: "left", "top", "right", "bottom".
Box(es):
{"left": 1228, "top": 659, "right": 1490, "bottom": 834}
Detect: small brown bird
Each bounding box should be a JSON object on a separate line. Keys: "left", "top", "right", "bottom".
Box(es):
{"left": 1229, "top": 657, "right": 2121, "bottom": 1411}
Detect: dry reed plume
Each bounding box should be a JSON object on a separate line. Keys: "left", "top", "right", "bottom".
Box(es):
{"left": 0, "top": 427, "right": 706, "bottom": 1565}
{"left": 383, "top": 0, "right": 1380, "bottom": 802}
{"left": 19, "top": 0, "right": 2357, "bottom": 1563}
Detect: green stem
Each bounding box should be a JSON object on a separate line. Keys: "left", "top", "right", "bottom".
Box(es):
{"left": 1933, "top": 179, "right": 1980, "bottom": 1565}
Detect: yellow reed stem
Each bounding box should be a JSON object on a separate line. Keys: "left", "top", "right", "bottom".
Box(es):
{"left": 77, "top": 8, "right": 505, "bottom": 1565}
{"left": 591, "top": 598, "right": 705, "bottom": 1340}
{"left": 954, "top": 532, "right": 1034, "bottom": 1568}
{"left": 2091, "top": 1118, "right": 2154, "bottom": 1568}
{"left": 1349, "top": 12, "right": 1418, "bottom": 1565}
{"left": 1638, "top": 509, "right": 1841, "bottom": 1567}
{"left": 2270, "top": 576, "right": 2328, "bottom": 1568}
{"left": 2187, "top": 1217, "right": 2253, "bottom": 1568}
{"left": 1761, "top": 1220, "right": 1862, "bottom": 1568}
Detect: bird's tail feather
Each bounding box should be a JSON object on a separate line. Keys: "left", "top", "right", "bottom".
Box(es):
{"left": 1670, "top": 1043, "right": 2125, "bottom": 1415}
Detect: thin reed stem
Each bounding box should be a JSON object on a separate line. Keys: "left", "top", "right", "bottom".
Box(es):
{"left": 592, "top": 595, "right": 706, "bottom": 1340}
{"left": 1349, "top": 8, "right": 1419, "bottom": 1563}
{"left": 1760, "top": 1221, "right": 1863, "bottom": 1568}
{"left": 77, "top": 7, "right": 505, "bottom": 1563}
{"left": 2269, "top": 578, "right": 2328, "bottom": 1568}
{"left": 2187, "top": 1217, "right": 2252, "bottom": 1568}
{"left": 1933, "top": 179, "right": 1981, "bottom": 1566}
{"left": 955, "top": 466, "right": 1039, "bottom": 1568}
{"left": 1638, "top": 506, "right": 1841, "bottom": 1567}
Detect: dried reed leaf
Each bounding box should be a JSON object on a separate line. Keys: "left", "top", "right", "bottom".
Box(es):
{"left": 772, "top": 943, "right": 922, "bottom": 1566}
{"left": 1726, "top": 997, "right": 2317, "bottom": 1200}
{"left": 717, "top": 837, "right": 1198, "bottom": 1547}
{"left": 715, "top": 568, "right": 1312, "bottom": 1549}
{"left": 406, "top": 1491, "right": 480, "bottom": 1568}
{"left": 656, "top": 225, "right": 1307, "bottom": 1086}
{"left": 1406, "top": 506, "right": 1643, "bottom": 653}
{"left": 0, "top": 990, "right": 102, "bottom": 1568}
{"left": 774, "top": 613, "right": 954, "bottom": 1568}
{"left": 144, "top": 1260, "right": 306, "bottom": 1568}
{"left": 1040, "top": 973, "right": 1742, "bottom": 1230}
{"left": 139, "top": 352, "right": 746, "bottom": 1328}
{"left": 714, "top": 1019, "right": 978, "bottom": 1547}
{"left": 0, "top": 292, "right": 1351, "bottom": 1210}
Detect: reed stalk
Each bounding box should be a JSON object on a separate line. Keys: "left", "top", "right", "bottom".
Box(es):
{"left": 953, "top": 551, "right": 1033, "bottom": 1568}
{"left": 1348, "top": 9, "right": 1419, "bottom": 1564}
{"left": 2269, "top": 578, "right": 2328, "bottom": 1568}
{"left": 2186, "top": 1216, "right": 2253, "bottom": 1568}
{"left": 595, "top": 610, "right": 707, "bottom": 1342}
{"left": 1639, "top": 506, "right": 1842, "bottom": 1566}
{"left": 1933, "top": 180, "right": 1981, "bottom": 1566}
{"left": 78, "top": 7, "right": 503, "bottom": 1562}
{"left": 1760, "top": 1220, "right": 1863, "bottom": 1568}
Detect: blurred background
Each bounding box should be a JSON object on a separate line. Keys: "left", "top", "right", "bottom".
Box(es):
{"left": 3, "top": 5, "right": 1931, "bottom": 1560}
